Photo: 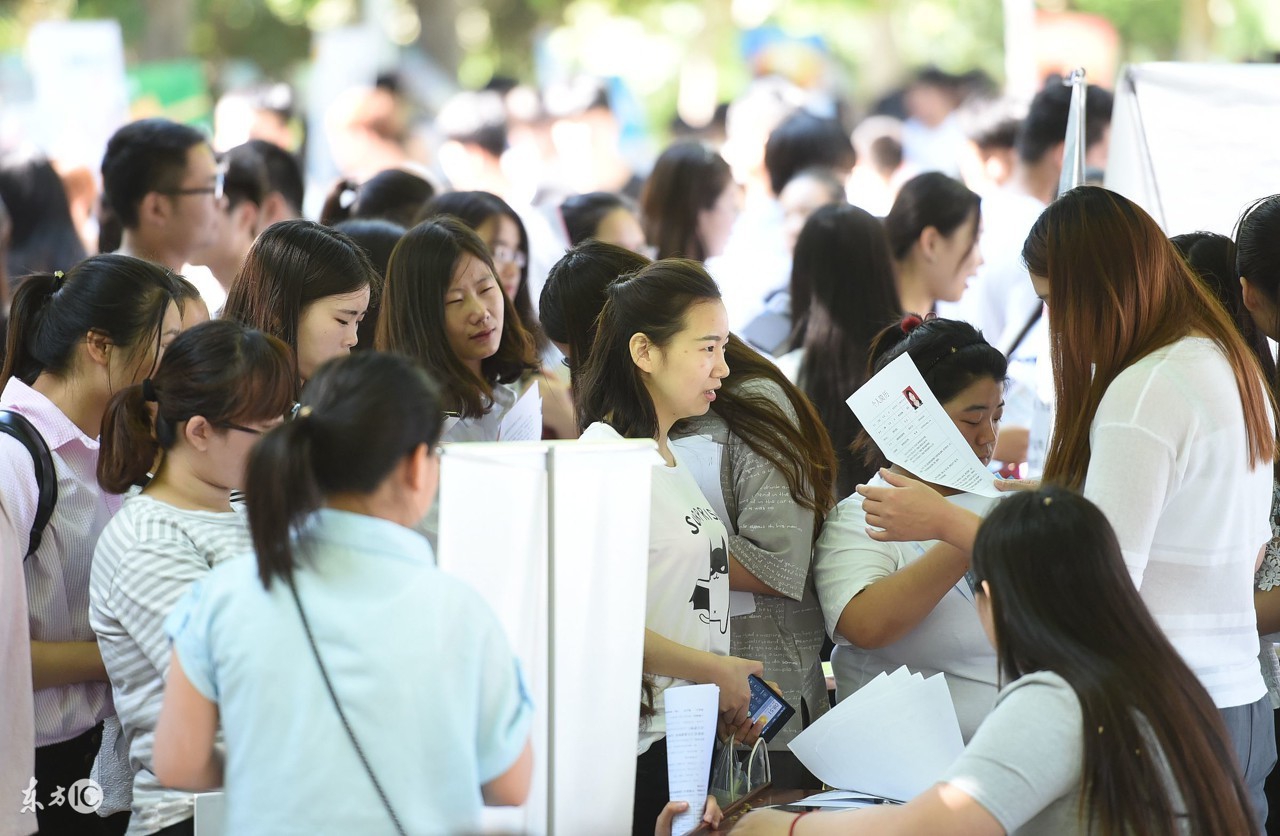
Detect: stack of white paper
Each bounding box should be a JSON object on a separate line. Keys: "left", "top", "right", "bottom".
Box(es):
{"left": 664, "top": 684, "right": 720, "bottom": 836}
{"left": 788, "top": 667, "right": 964, "bottom": 802}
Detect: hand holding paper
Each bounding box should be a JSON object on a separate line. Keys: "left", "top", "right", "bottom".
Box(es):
{"left": 846, "top": 353, "right": 1000, "bottom": 497}
{"left": 665, "top": 684, "right": 720, "bottom": 836}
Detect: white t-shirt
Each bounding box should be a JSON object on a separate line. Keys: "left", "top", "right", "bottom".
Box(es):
{"left": 813, "top": 475, "right": 999, "bottom": 740}
{"left": 90, "top": 495, "right": 250, "bottom": 834}
{"left": 580, "top": 422, "right": 731, "bottom": 755}
{"left": 441, "top": 382, "right": 520, "bottom": 443}
{"left": 1083, "top": 337, "right": 1272, "bottom": 709}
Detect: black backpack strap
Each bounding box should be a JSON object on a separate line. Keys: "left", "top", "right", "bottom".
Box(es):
{"left": 0, "top": 410, "right": 58, "bottom": 559}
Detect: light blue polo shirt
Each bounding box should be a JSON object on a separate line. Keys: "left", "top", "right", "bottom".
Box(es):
{"left": 165, "top": 508, "right": 533, "bottom": 835}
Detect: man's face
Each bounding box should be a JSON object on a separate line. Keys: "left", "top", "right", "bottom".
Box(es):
{"left": 163, "top": 144, "right": 223, "bottom": 262}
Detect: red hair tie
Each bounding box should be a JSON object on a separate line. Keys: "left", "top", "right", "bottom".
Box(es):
{"left": 900, "top": 314, "right": 924, "bottom": 334}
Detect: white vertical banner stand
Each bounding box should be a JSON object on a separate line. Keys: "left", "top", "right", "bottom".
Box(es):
{"left": 1105, "top": 63, "right": 1280, "bottom": 236}
{"left": 438, "top": 439, "right": 656, "bottom": 835}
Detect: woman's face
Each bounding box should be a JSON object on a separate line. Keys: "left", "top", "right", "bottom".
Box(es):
{"left": 594, "top": 207, "right": 649, "bottom": 256}
{"left": 927, "top": 211, "right": 983, "bottom": 304}
{"left": 696, "top": 181, "right": 741, "bottom": 260}
{"left": 296, "top": 287, "right": 370, "bottom": 381}
{"left": 780, "top": 176, "right": 839, "bottom": 253}
{"left": 942, "top": 375, "right": 1003, "bottom": 467}
{"left": 110, "top": 301, "right": 183, "bottom": 389}
{"left": 639, "top": 299, "right": 730, "bottom": 427}
{"left": 444, "top": 252, "right": 505, "bottom": 373}
{"left": 203, "top": 414, "right": 286, "bottom": 491}
{"left": 475, "top": 214, "right": 525, "bottom": 301}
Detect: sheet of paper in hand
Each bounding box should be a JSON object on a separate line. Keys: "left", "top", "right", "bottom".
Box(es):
{"left": 846, "top": 353, "right": 1000, "bottom": 497}
{"left": 665, "top": 684, "right": 720, "bottom": 836}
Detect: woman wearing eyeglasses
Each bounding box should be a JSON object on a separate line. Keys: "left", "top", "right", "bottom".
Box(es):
{"left": 420, "top": 191, "right": 577, "bottom": 438}
{"left": 89, "top": 320, "right": 295, "bottom": 836}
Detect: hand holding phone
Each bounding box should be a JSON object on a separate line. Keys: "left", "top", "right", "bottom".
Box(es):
{"left": 746, "top": 674, "right": 795, "bottom": 744}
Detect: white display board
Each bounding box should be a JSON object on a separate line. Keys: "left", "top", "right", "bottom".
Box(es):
{"left": 1105, "top": 62, "right": 1280, "bottom": 236}
{"left": 438, "top": 439, "right": 656, "bottom": 835}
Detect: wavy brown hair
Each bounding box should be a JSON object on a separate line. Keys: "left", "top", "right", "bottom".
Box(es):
{"left": 1023, "top": 187, "right": 1275, "bottom": 490}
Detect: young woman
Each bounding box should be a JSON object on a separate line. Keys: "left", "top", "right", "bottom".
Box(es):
{"left": 777, "top": 203, "right": 902, "bottom": 497}
{"left": 419, "top": 191, "right": 575, "bottom": 436}
{"left": 0, "top": 254, "right": 182, "bottom": 833}
{"left": 813, "top": 315, "right": 1005, "bottom": 741}
{"left": 559, "top": 191, "right": 649, "bottom": 254}
{"left": 640, "top": 142, "right": 739, "bottom": 263}
{"left": 544, "top": 244, "right": 836, "bottom": 763}
{"left": 376, "top": 216, "right": 538, "bottom": 442}
{"left": 882, "top": 172, "right": 982, "bottom": 316}
{"left": 152, "top": 352, "right": 533, "bottom": 835}
{"left": 866, "top": 186, "right": 1277, "bottom": 826}
{"left": 318, "top": 167, "right": 435, "bottom": 229}
{"left": 737, "top": 488, "right": 1258, "bottom": 835}
{"left": 222, "top": 219, "right": 378, "bottom": 384}
{"left": 576, "top": 258, "right": 824, "bottom": 829}
{"left": 777, "top": 167, "right": 846, "bottom": 255}
{"left": 90, "top": 320, "right": 294, "bottom": 836}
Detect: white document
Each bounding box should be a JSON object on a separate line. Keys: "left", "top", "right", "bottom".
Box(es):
{"left": 499, "top": 385, "right": 543, "bottom": 442}
{"left": 670, "top": 434, "right": 756, "bottom": 618}
{"left": 785, "top": 789, "right": 895, "bottom": 809}
{"left": 788, "top": 667, "right": 965, "bottom": 802}
{"left": 664, "top": 684, "right": 720, "bottom": 836}
{"left": 846, "top": 353, "right": 1000, "bottom": 497}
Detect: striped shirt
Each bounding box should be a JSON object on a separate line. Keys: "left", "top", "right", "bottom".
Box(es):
{"left": 0, "top": 377, "right": 119, "bottom": 747}
{"left": 90, "top": 495, "right": 250, "bottom": 835}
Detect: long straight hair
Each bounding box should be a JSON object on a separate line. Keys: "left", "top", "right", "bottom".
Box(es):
{"left": 98, "top": 320, "right": 295, "bottom": 493}
{"left": 972, "top": 488, "right": 1257, "bottom": 836}
{"left": 640, "top": 142, "right": 732, "bottom": 262}
{"left": 376, "top": 216, "right": 537, "bottom": 419}
{"left": 1023, "top": 187, "right": 1275, "bottom": 490}
{"left": 790, "top": 203, "right": 902, "bottom": 498}
{"left": 246, "top": 352, "right": 445, "bottom": 588}
{"left": 553, "top": 247, "right": 835, "bottom": 527}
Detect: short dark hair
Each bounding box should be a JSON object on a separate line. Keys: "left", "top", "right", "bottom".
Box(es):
{"left": 437, "top": 90, "right": 509, "bottom": 159}
{"left": 1016, "top": 79, "right": 1114, "bottom": 164}
{"left": 223, "top": 220, "right": 379, "bottom": 370}
{"left": 221, "top": 145, "right": 269, "bottom": 210}
{"left": 883, "top": 172, "right": 981, "bottom": 260}
{"left": 764, "top": 111, "right": 855, "bottom": 196}
{"left": 247, "top": 352, "right": 446, "bottom": 588}
{"left": 640, "top": 142, "right": 733, "bottom": 262}
{"left": 560, "top": 192, "right": 636, "bottom": 247}
{"left": 244, "top": 139, "right": 305, "bottom": 214}
{"left": 101, "top": 118, "right": 208, "bottom": 228}
{"left": 2, "top": 253, "right": 179, "bottom": 386}
{"left": 376, "top": 216, "right": 537, "bottom": 419}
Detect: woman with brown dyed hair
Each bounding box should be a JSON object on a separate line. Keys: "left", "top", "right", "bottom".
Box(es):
{"left": 857, "top": 186, "right": 1277, "bottom": 827}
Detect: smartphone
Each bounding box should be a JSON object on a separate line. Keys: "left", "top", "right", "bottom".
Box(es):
{"left": 747, "top": 674, "right": 795, "bottom": 743}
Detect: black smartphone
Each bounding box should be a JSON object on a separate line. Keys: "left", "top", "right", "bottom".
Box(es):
{"left": 747, "top": 674, "right": 795, "bottom": 743}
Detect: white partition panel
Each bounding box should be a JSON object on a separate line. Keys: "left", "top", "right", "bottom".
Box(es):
{"left": 438, "top": 440, "right": 655, "bottom": 836}
{"left": 1106, "top": 63, "right": 1280, "bottom": 236}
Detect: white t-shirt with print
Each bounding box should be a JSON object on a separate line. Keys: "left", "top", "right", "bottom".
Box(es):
{"left": 581, "top": 422, "right": 731, "bottom": 755}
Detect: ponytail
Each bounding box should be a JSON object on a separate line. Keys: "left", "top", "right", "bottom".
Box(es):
{"left": 98, "top": 384, "right": 160, "bottom": 493}
{"left": 247, "top": 419, "right": 321, "bottom": 588}
{"left": 2, "top": 272, "right": 58, "bottom": 385}
{"left": 318, "top": 178, "right": 358, "bottom": 226}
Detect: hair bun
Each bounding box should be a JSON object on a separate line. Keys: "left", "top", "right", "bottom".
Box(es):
{"left": 900, "top": 313, "right": 925, "bottom": 334}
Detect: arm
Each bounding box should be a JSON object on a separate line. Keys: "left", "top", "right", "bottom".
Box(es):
{"left": 857, "top": 469, "right": 984, "bottom": 554}
{"left": 835, "top": 543, "right": 971, "bottom": 649}
{"left": 1257, "top": 587, "right": 1280, "bottom": 635}
{"left": 152, "top": 650, "right": 223, "bottom": 791}
{"left": 644, "top": 629, "right": 762, "bottom": 725}
{"left": 30, "top": 641, "right": 108, "bottom": 690}
{"left": 729, "top": 556, "right": 784, "bottom": 597}
{"left": 482, "top": 738, "right": 533, "bottom": 807}
{"left": 734, "top": 784, "right": 1004, "bottom": 835}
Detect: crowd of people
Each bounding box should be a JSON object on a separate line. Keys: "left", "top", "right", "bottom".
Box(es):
{"left": 1, "top": 63, "right": 1279, "bottom": 836}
